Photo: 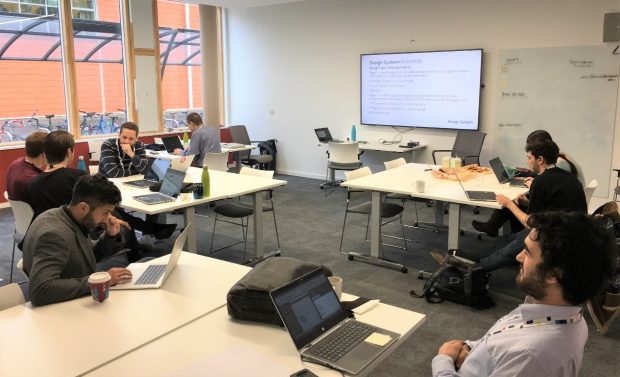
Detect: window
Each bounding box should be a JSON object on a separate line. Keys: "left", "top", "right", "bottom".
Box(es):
{"left": 0, "top": 1, "right": 95, "bottom": 20}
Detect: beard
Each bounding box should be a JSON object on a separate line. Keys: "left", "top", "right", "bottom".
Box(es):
{"left": 81, "top": 210, "right": 103, "bottom": 231}
{"left": 516, "top": 266, "right": 547, "bottom": 300}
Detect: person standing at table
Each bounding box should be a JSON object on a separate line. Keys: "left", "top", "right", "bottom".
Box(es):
{"left": 99, "top": 122, "right": 149, "bottom": 178}
{"left": 5, "top": 131, "right": 47, "bottom": 203}
{"left": 432, "top": 212, "right": 615, "bottom": 377}
{"left": 23, "top": 174, "right": 133, "bottom": 306}
{"left": 172, "top": 112, "right": 221, "bottom": 167}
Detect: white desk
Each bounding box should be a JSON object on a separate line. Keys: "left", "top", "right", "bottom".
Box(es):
{"left": 146, "top": 144, "right": 256, "bottom": 172}
{"left": 341, "top": 163, "right": 527, "bottom": 271}
{"left": 86, "top": 294, "right": 426, "bottom": 377}
{"left": 112, "top": 167, "right": 287, "bottom": 258}
{"left": 0, "top": 253, "right": 251, "bottom": 377}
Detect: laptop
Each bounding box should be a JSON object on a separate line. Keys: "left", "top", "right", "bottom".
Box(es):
{"left": 489, "top": 157, "right": 528, "bottom": 187}
{"left": 455, "top": 172, "right": 497, "bottom": 202}
{"left": 123, "top": 157, "right": 171, "bottom": 188}
{"left": 161, "top": 136, "right": 184, "bottom": 153}
{"left": 170, "top": 154, "right": 195, "bottom": 172}
{"left": 314, "top": 127, "right": 343, "bottom": 143}
{"left": 110, "top": 224, "right": 189, "bottom": 290}
{"left": 270, "top": 268, "right": 400, "bottom": 375}
{"left": 133, "top": 168, "right": 186, "bottom": 205}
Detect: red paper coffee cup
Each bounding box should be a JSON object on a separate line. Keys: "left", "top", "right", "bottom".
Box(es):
{"left": 88, "top": 272, "right": 111, "bottom": 303}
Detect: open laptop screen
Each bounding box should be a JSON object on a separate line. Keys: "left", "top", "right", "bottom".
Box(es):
{"left": 271, "top": 269, "right": 347, "bottom": 349}
{"left": 489, "top": 157, "right": 511, "bottom": 184}
{"left": 159, "top": 169, "right": 185, "bottom": 197}
{"left": 161, "top": 136, "right": 184, "bottom": 153}
{"left": 314, "top": 128, "right": 333, "bottom": 143}
{"left": 144, "top": 158, "right": 171, "bottom": 182}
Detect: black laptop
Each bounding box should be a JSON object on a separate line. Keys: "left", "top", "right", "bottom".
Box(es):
{"left": 161, "top": 136, "right": 184, "bottom": 153}
{"left": 314, "top": 127, "right": 343, "bottom": 143}
{"left": 270, "top": 268, "right": 400, "bottom": 375}
{"left": 124, "top": 157, "right": 171, "bottom": 188}
{"left": 489, "top": 157, "right": 528, "bottom": 187}
{"left": 455, "top": 172, "right": 496, "bottom": 201}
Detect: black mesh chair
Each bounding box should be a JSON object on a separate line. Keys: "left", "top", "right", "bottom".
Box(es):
{"left": 432, "top": 131, "right": 486, "bottom": 166}
{"left": 228, "top": 125, "right": 273, "bottom": 169}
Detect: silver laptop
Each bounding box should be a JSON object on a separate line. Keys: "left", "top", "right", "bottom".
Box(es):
{"left": 124, "top": 157, "right": 171, "bottom": 188}
{"left": 170, "top": 154, "right": 195, "bottom": 172}
{"left": 133, "top": 168, "right": 186, "bottom": 205}
{"left": 110, "top": 224, "right": 189, "bottom": 290}
{"left": 270, "top": 268, "right": 400, "bottom": 375}
{"left": 455, "top": 171, "right": 497, "bottom": 201}
{"left": 489, "top": 157, "right": 528, "bottom": 188}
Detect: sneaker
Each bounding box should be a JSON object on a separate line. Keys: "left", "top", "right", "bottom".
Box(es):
{"left": 153, "top": 223, "right": 177, "bottom": 239}
{"left": 472, "top": 220, "right": 498, "bottom": 238}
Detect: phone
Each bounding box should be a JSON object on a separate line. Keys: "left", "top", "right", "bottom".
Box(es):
{"left": 290, "top": 369, "right": 319, "bottom": 377}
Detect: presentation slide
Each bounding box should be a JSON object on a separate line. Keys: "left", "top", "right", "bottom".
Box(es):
{"left": 360, "top": 49, "right": 482, "bottom": 130}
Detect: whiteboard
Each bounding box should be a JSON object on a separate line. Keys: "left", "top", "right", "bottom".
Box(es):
{"left": 495, "top": 46, "right": 619, "bottom": 197}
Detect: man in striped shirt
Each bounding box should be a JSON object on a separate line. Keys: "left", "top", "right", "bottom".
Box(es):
{"left": 99, "top": 122, "right": 148, "bottom": 178}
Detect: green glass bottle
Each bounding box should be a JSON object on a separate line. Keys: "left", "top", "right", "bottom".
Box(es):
{"left": 182, "top": 131, "right": 190, "bottom": 146}
{"left": 201, "top": 166, "right": 210, "bottom": 197}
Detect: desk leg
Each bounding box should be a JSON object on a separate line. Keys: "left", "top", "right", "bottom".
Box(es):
{"left": 249, "top": 192, "right": 281, "bottom": 263}
{"left": 183, "top": 207, "right": 196, "bottom": 253}
{"left": 347, "top": 191, "right": 407, "bottom": 273}
{"left": 447, "top": 203, "right": 461, "bottom": 250}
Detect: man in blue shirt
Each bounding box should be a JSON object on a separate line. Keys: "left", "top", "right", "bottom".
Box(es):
{"left": 432, "top": 212, "right": 615, "bottom": 377}
{"left": 173, "top": 112, "right": 221, "bottom": 167}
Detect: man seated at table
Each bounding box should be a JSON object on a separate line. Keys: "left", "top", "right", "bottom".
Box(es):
{"left": 98, "top": 122, "right": 176, "bottom": 239}
{"left": 432, "top": 211, "right": 616, "bottom": 376}
{"left": 172, "top": 112, "right": 221, "bottom": 167}
{"left": 5, "top": 131, "right": 47, "bottom": 203}
{"left": 438, "top": 138, "right": 587, "bottom": 272}
{"left": 23, "top": 174, "right": 133, "bottom": 306}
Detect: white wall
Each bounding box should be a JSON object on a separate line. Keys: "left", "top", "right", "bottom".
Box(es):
{"left": 224, "top": 0, "right": 620, "bottom": 206}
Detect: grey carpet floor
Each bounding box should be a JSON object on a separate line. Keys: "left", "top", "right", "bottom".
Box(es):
{"left": 1, "top": 174, "right": 618, "bottom": 376}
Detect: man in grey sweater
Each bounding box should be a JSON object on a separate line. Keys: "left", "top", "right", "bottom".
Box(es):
{"left": 22, "top": 174, "right": 133, "bottom": 306}
{"left": 173, "top": 112, "right": 221, "bottom": 167}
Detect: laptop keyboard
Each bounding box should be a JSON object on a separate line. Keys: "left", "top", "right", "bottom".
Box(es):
{"left": 135, "top": 264, "right": 166, "bottom": 285}
{"left": 307, "top": 321, "right": 377, "bottom": 362}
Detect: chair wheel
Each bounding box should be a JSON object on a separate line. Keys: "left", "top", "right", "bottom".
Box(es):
{"left": 347, "top": 255, "right": 354, "bottom": 261}
{"left": 418, "top": 272, "right": 425, "bottom": 279}
{"left": 444, "top": 209, "right": 449, "bottom": 215}
{"left": 460, "top": 230, "right": 465, "bottom": 236}
{"left": 401, "top": 267, "right": 408, "bottom": 273}
{"left": 413, "top": 222, "right": 419, "bottom": 227}
{"left": 477, "top": 234, "right": 483, "bottom": 240}
{"left": 473, "top": 208, "right": 480, "bottom": 215}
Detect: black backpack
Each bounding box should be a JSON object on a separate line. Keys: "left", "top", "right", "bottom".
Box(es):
{"left": 411, "top": 257, "right": 495, "bottom": 309}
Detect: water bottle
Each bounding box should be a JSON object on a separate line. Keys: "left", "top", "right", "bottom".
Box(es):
{"left": 77, "top": 156, "right": 87, "bottom": 172}
{"left": 201, "top": 166, "right": 210, "bottom": 197}
{"left": 350, "top": 125, "right": 356, "bottom": 142}
{"left": 441, "top": 156, "right": 451, "bottom": 169}
{"left": 454, "top": 156, "right": 462, "bottom": 168}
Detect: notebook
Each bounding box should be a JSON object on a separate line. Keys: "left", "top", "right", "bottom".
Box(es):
{"left": 455, "top": 172, "right": 497, "bottom": 201}
{"left": 270, "top": 268, "right": 400, "bottom": 375}
{"left": 488, "top": 157, "right": 528, "bottom": 187}
{"left": 110, "top": 223, "right": 189, "bottom": 290}
{"left": 123, "top": 157, "right": 171, "bottom": 188}
{"left": 133, "top": 168, "right": 186, "bottom": 205}
{"left": 161, "top": 136, "right": 184, "bottom": 153}
{"left": 314, "top": 127, "right": 343, "bottom": 143}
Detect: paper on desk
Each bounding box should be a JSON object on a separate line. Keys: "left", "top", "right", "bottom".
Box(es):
{"left": 364, "top": 333, "right": 392, "bottom": 347}
{"left": 352, "top": 299, "right": 379, "bottom": 314}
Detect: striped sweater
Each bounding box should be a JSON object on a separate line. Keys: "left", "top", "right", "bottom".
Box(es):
{"left": 98, "top": 138, "right": 148, "bottom": 178}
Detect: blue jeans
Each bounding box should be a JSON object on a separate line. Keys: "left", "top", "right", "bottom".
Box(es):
{"left": 479, "top": 228, "right": 528, "bottom": 271}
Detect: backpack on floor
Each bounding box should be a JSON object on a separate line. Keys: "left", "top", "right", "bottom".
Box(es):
{"left": 227, "top": 257, "right": 332, "bottom": 325}
{"left": 411, "top": 255, "right": 494, "bottom": 309}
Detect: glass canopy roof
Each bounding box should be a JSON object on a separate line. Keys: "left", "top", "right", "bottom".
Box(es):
{"left": 0, "top": 11, "right": 201, "bottom": 67}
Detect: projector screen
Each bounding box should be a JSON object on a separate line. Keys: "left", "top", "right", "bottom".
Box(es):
{"left": 360, "top": 49, "right": 483, "bottom": 130}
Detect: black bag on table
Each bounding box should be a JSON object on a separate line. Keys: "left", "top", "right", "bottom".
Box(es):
{"left": 411, "top": 253, "right": 494, "bottom": 309}
{"left": 227, "top": 257, "right": 332, "bottom": 325}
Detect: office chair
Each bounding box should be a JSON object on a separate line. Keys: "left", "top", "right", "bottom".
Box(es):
{"left": 383, "top": 158, "right": 427, "bottom": 236}
{"left": 320, "top": 142, "right": 363, "bottom": 191}
{"left": 0, "top": 283, "right": 26, "bottom": 311}
{"left": 4, "top": 192, "right": 34, "bottom": 283}
{"left": 203, "top": 151, "right": 230, "bottom": 172}
{"left": 228, "top": 125, "right": 272, "bottom": 169}
{"left": 339, "top": 167, "right": 407, "bottom": 254}
{"left": 432, "top": 131, "right": 486, "bottom": 166}
{"left": 209, "top": 167, "right": 280, "bottom": 263}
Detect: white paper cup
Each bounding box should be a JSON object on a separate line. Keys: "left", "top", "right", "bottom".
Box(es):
{"left": 415, "top": 180, "right": 425, "bottom": 193}
{"left": 328, "top": 276, "right": 343, "bottom": 299}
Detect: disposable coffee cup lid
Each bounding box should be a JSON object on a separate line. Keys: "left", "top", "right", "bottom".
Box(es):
{"left": 88, "top": 271, "right": 111, "bottom": 284}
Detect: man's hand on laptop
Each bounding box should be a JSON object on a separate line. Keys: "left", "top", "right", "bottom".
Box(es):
{"left": 172, "top": 148, "right": 183, "bottom": 155}
{"left": 496, "top": 194, "right": 513, "bottom": 208}
{"left": 107, "top": 267, "right": 133, "bottom": 285}
{"left": 524, "top": 177, "right": 534, "bottom": 188}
